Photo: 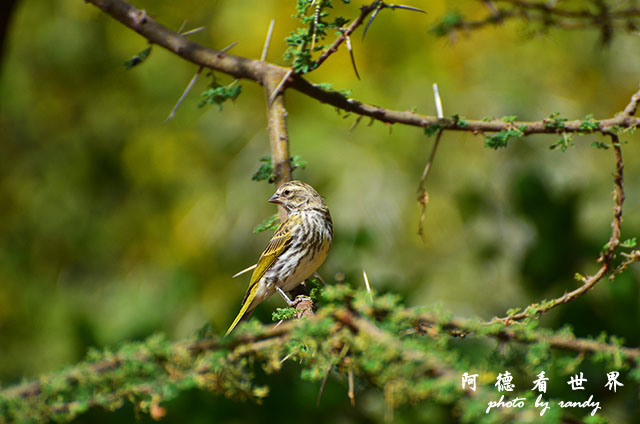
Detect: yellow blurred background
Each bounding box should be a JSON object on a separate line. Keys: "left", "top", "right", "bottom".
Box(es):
{"left": 1, "top": 1, "right": 639, "bottom": 421}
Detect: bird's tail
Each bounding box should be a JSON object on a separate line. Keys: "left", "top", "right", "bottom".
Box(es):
{"left": 225, "top": 283, "right": 260, "bottom": 336}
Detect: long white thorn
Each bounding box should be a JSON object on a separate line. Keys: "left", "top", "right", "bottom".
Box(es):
{"left": 232, "top": 264, "right": 257, "bottom": 278}
{"left": 363, "top": 269, "right": 373, "bottom": 302}
{"left": 433, "top": 83, "right": 444, "bottom": 119}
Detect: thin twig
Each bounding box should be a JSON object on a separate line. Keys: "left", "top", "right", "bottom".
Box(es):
{"left": 316, "top": 344, "right": 350, "bottom": 406}
{"left": 313, "top": 1, "right": 379, "bottom": 70}
{"left": 348, "top": 367, "right": 355, "bottom": 406}
{"left": 363, "top": 2, "right": 426, "bottom": 40}
{"left": 316, "top": 363, "right": 333, "bottom": 407}
{"left": 416, "top": 84, "right": 445, "bottom": 241}
{"left": 439, "top": 0, "right": 640, "bottom": 39}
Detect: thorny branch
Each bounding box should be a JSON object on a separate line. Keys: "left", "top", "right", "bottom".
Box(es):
{"left": 85, "top": 0, "right": 640, "bottom": 328}
{"left": 311, "top": 2, "right": 379, "bottom": 71}
{"left": 439, "top": 0, "right": 640, "bottom": 43}
{"left": 2, "top": 305, "right": 638, "bottom": 411}
{"left": 86, "top": 0, "right": 640, "bottom": 138}
{"left": 495, "top": 107, "right": 634, "bottom": 324}
{"left": 83, "top": 0, "right": 640, "bottom": 326}
{"left": 413, "top": 310, "right": 640, "bottom": 365}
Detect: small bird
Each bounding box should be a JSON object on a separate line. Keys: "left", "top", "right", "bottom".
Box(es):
{"left": 225, "top": 180, "right": 333, "bottom": 336}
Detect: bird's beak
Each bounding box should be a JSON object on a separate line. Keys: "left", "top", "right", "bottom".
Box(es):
{"left": 268, "top": 194, "right": 282, "bottom": 204}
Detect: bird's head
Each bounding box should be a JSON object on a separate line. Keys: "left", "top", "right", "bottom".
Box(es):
{"left": 268, "top": 180, "right": 326, "bottom": 213}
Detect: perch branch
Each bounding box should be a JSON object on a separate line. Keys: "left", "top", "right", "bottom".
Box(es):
{"left": 263, "top": 70, "right": 293, "bottom": 222}
{"left": 5, "top": 304, "right": 638, "bottom": 404}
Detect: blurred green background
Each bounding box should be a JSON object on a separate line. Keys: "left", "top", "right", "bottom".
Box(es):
{"left": 1, "top": 0, "right": 639, "bottom": 422}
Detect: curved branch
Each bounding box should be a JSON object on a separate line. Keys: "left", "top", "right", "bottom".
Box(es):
{"left": 496, "top": 132, "right": 627, "bottom": 323}
{"left": 312, "top": 2, "right": 379, "bottom": 71}
{"left": 86, "top": 0, "right": 277, "bottom": 84}
{"left": 436, "top": 0, "right": 640, "bottom": 41}
{"left": 86, "top": 0, "right": 640, "bottom": 141}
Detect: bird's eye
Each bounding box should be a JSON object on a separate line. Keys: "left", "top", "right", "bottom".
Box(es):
{"left": 283, "top": 189, "right": 292, "bottom": 196}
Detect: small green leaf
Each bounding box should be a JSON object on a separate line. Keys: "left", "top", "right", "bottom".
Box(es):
{"left": 502, "top": 115, "right": 518, "bottom": 123}
{"left": 124, "top": 46, "right": 152, "bottom": 70}
{"left": 620, "top": 238, "right": 637, "bottom": 248}
{"left": 544, "top": 112, "right": 568, "bottom": 130}
{"left": 199, "top": 79, "right": 242, "bottom": 110}
{"left": 272, "top": 307, "right": 296, "bottom": 321}
{"left": 431, "top": 12, "right": 463, "bottom": 37}
{"left": 291, "top": 155, "right": 308, "bottom": 171}
{"left": 451, "top": 114, "right": 468, "bottom": 128}
{"left": 549, "top": 133, "right": 574, "bottom": 152}
{"left": 424, "top": 124, "right": 442, "bottom": 137}
{"left": 254, "top": 214, "right": 280, "bottom": 234}
{"left": 252, "top": 157, "right": 274, "bottom": 182}
{"left": 484, "top": 127, "right": 524, "bottom": 149}
{"left": 579, "top": 114, "right": 600, "bottom": 131}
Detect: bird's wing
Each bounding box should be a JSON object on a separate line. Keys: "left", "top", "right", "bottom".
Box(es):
{"left": 224, "top": 215, "right": 300, "bottom": 336}
{"left": 248, "top": 214, "right": 300, "bottom": 288}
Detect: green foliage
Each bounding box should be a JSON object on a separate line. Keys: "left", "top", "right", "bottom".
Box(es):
{"left": 620, "top": 237, "right": 637, "bottom": 248}
{"left": 591, "top": 141, "right": 610, "bottom": 149}
{"left": 3, "top": 286, "right": 634, "bottom": 423}
{"left": 284, "top": 0, "right": 353, "bottom": 74}
{"left": 251, "top": 155, "right": 308, "bottom": 182}
{"left": 254, "top": 214, "right": 280, "bottom": 234}
{"left": 484, "top": 126, "right": 525, "bottom": 149}
{"left": 124, "top": 46, "right": 152, "bottom": 70}
{"left": 451, "top": 114, "right": 468, "bottom": 128}
{"left": 579, "top": 114, "right": 600, "bottom": 132}
{"left": 291, "top": 154, "right": 308, "bottom": 170}
{"left": 424, "top": 124, "right": 443, "bottom": 136}
{"left": 550, "top": 133, "right": 575, "bottom": 152}
{"left": 252, "top": 157, "right": 274, "bottom": 182}
{"left": 272, "top": 307, "right": 297, "bottom": 321}
{"left": 431, "top": 11, "right": 463, "bottom": 37}
{"left": 544, "top": 112, "right": 568, "bottom": 130}
{"left": 199, "top": 79, "right": 242, "bottom": 110}
{"left": 502, "top": 115, "right": 518, "bottom": 123}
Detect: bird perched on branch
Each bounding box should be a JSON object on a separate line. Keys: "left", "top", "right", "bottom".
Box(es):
{"left": 225, "top": 180, "right": 333, "bottom": 336}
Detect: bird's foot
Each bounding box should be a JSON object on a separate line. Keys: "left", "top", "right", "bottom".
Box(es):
{"left": 276, "top": 287, "right": 295, "bottom": 306}
{"left": 292, "top": 295, "right": 312, "bottom": 306}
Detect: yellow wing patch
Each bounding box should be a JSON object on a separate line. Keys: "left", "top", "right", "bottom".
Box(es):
{"left": 224, "top": 214, "right": 300, "bottom": 336}
{"left": 247, "top": 214, "right": 300, "bottom": 289}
